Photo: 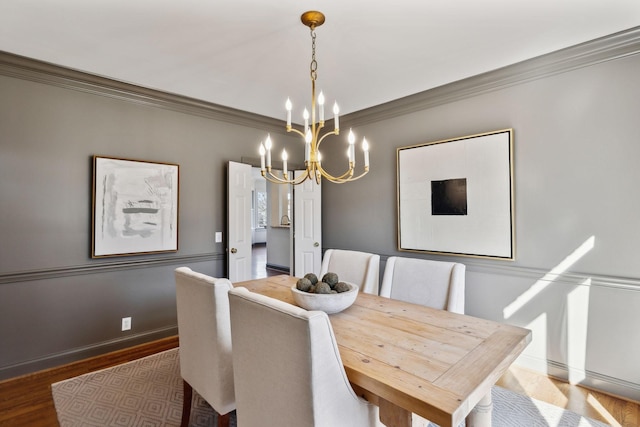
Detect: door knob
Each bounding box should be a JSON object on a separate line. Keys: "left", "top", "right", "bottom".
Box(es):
{"left": 314, "top": 242, "right": 319, "bottom": 247}
{"left": 230, "top": 248, "right": 238, "bottom": 254}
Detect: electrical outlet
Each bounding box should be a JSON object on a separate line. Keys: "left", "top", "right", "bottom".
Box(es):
{"left": 121, "top": 317, "right": 132, "bottom": 331}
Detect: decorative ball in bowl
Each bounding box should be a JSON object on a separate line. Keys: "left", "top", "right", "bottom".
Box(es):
{"left": 290, "top": 272, "right": 359, "bottom": 314}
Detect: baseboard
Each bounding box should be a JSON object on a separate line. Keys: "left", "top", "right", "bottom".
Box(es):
{"left": 515, "top": 353, "right": 640, "bottom": 403}
{"left": 266, "top": 263, "right": 290, "bottom": 273}
{"left": 0, "top": 326, "right": 178, "bottom": 381}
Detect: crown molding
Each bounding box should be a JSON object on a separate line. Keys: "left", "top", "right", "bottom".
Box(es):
{"left": 0, "top": 50, "right": 287, "bottom": 134}
{"left": 344, "top": 26, "right": 640, "bottom": 126}
{"left": 2, "top": 26, "right": 639, "bottom": 132}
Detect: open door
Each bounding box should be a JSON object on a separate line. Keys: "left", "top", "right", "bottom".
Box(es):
{"left": 293, "top": 171, "right": 322, "bottom": 277}
{"left": 227, "top": 161, "right": 252, "bottom": 282}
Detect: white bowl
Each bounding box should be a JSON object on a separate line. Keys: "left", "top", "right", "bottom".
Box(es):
{"left": 290, "top": 282, "right": 359, "bottom": 314}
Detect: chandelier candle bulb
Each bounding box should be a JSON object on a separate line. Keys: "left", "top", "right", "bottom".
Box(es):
{"left": 286, "top": 98, "right": 292, "bottom": 127}
{"left": 348, "top": 129, "right": 356, "bottom": 164}
{"left": 305, "top": 132, "right": 311, "bottom": 162}
{"left": 363, "top": 138, "right": 370, "bottom": 168}
{"left": 282, "top": 149, "right": 288, "bottom": 175}
{"left": 318, "top": 91, "right": 325, "bottom": 122}
{"left": 333, "top": 102, "right": 339, "bottom": 131}
{"left": 303, "top": 108, "right": 309, "bottom": 133}
{"left": 265, "top": 134, "right": 272, "bottom": 169}
{"left": 259, "top": 143, "right": 266, "bottom": 170}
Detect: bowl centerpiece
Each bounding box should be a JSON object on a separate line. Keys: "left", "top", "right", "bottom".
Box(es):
{"left": 290, "top": 272, "right": 358, "bottom": 314}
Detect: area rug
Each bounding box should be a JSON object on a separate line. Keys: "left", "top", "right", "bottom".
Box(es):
{"left": 52, "top": 349, "right": 233, "bottom": 427}
{"left": 52, "top": 348, "right": 609, "bottom": 427}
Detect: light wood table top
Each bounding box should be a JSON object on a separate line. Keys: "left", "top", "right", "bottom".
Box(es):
{"left": 234, "top": 275, "right": 531, "bottom": 427}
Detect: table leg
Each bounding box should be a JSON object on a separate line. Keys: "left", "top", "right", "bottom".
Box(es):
{"left": 465, "top": 392, "right": 492, "bottom": 427}
{"left": 379, "top": 397, "right": 412, "bottom": 427}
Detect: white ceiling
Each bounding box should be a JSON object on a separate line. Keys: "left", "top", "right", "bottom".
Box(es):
{"left": 2, "top": 1, "right": 639, "bottom": 122}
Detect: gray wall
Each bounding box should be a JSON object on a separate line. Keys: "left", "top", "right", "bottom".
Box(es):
{"left": 0, "top": 52, "right": 299, "bottom": 379}
{"left": 1, "top": 27, "right": 639, "bottom": 402}
{"left": 324, "top": 31, "right": 640, "bottom": 400}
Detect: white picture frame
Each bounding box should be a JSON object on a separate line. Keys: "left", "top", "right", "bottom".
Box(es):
{"left": 92, "top": 156, "right": 179, "bottom": 258}
{"left": 397, "top": 129, "right": 514, "bottom": 260}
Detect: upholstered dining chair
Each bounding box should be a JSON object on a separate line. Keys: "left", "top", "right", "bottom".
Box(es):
{"left": 174, "top": 267, "right": 235, "bottom": 427}
{"left": 319, "top": 249, "right": 380, "bottom": 295}
{"left": 379, "top": 257, "right": 466, "bottom": 314}
{"left": 228, "top": 287, "right": 382, "bottom": 427}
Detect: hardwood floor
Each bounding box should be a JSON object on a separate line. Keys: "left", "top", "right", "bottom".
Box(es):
{"left": 252, "top": 243, "right": 286, "bottom": 278}
{"left": 0, "top": 336, "right": 179, "bottom": 427}
{"left": 496, "top": 364, "right": 639, "bottom": 427}
{"left": 1, "top": 335, "right": 638, "bottom": 427}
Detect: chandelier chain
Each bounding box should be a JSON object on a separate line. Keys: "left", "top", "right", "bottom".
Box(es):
{"left": 310, "top": 28, "right": 318, "bottom": 82}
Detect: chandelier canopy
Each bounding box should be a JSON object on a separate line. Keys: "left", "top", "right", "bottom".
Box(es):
{"left": 259, "top": 11, "right": 370, "bottom": 185}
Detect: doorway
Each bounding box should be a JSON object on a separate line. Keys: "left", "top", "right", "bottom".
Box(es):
{"left": 227, "top": 161, "right": 322, "bottom": 282}
{"left": 251, "top": 243, "right": 284, "bottom": 278}
{"left": 251, "top": 167, "right": 291, "bottom": 279}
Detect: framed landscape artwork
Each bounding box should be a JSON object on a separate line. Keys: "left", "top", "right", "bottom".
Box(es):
{"left": 397, "top": 129, "right": 514, "bottom": 260}
{"left": 92, "top": 156, "right": 179, "bottom": 258}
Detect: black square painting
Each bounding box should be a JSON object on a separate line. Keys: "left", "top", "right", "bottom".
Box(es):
{"left": 431, "top": 178, "right": 467, "bottom": 215}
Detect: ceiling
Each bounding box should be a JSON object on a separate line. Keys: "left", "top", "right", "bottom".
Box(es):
{"left": 2, "top": 1, "right": 639, "bottom": 122}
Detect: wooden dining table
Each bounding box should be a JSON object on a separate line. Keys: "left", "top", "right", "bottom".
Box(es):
{"left": 234, "top": 275, "right": 531, "bottom": 427}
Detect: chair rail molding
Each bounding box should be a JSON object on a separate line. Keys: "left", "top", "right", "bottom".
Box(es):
{"left": 378, "top": 254, "right": 640, "bottom": 292}
{"left": 0, "top": 252, "right": 224, "bottom": 285}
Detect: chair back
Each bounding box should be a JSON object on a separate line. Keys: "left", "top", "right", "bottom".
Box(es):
{"left": 174, "top": 267, "right": 235, "bottom": 416}
{"left": 319, "top": 249, "right": 380, "bottom": 295}
{"left": 228, "top": 287, "right": 379, "bottom": 427}
{"left": 380, "top": 257, "right": 465, "bottom": 314}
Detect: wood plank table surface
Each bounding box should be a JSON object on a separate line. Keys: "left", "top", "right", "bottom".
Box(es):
{"left": 234, "top": 275, "right": 531, "bottom": 427}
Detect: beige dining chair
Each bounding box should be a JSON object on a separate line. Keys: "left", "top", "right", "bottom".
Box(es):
{"left": 174, "top": 267, "right": 235, "bottom": 427}
{"left": 228, "top": 287, "right": 382, "bottom": 427}
{"left": 319, "top": 249, "right": 380, "bottom": 295}
{"left": 380, "top": 257, "right": 466, "bottom": 314}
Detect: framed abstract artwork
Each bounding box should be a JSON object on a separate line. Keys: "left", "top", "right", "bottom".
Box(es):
{"left": 92, "top": 156, "right": 179, "bottom": 258}
{"left": 397, "top": 129, "right": 514, "bottom": 260}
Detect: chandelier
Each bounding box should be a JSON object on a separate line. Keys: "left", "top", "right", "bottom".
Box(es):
{"left": 259, "top": 11, "right": 370, "bottom": 185}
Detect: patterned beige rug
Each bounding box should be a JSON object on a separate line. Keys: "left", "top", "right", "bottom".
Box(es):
{"left": 52, "top": 349, "right": 233, "bottom": 427}
{"left": 52, "top": 348, "right": 609, "bottom": 427}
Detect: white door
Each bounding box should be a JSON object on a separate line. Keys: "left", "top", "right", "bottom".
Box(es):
{"left": 227, "top": 161, "right": 253, "bottom": 282}
{"left": 293, "top": 172, "right": 322, "bottom": 277}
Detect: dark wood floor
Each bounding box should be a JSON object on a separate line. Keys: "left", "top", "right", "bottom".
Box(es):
{"left": 252, "top": 243, "right": 287, "bottom": 278}
{"left": 0, "top": 336, "right": 179, "bottom": 427}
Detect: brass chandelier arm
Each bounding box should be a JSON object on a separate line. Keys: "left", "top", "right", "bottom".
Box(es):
{"left": 261, "top": 158, "right": 369, "bottom": 185}
{"left": 316, "top": 162, "right": 370, "bottom": 183}
{"left": 316, "top": 163, "right": 370, "bottom": 184}
{"left": 316, "top": 162, "right": 354, "bottom": 181}
{"left": 316, "top": 129, "right": 338, "bottom": 148}
{"left": 286, "top": 126, "right": 306, "bottom": 138}
{"left": 261, "top": 167, "right": 311, "bottom": 185}
{"left": 287, "top": 123, "right": 337, "bottom": 149}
